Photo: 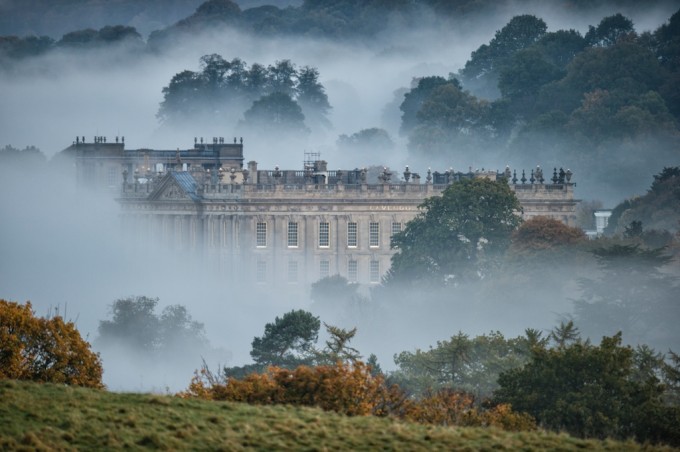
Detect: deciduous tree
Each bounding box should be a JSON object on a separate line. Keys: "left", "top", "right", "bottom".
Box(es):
{"left": 388, "top": 177, "right": 522, "bottom": 285}
{"left": 0, "top": 300, "right": 103, "bottom": 388}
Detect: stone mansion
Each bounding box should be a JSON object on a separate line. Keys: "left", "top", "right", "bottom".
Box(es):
{"left": 65, "top": 136, "right": 580, "bottom": 286}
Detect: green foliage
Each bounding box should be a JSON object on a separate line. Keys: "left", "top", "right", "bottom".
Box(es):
{"left": 316, "top": 323, "right": 361, "bottom": 365}
{"left": 96, "top": 296, "right": 207, "bottom": 354}
{"left": 388, "top": 177, "right": 522, "bottom": 285}
{"left": 459, "top": 14, "right": 548, "bottom": 99}
{"left": 573, "top": 245, "right": 678, "bottom": 351}
{"left": 0, "top": 145, "right": 46, "bottom": 168}
{"left": 392, "top": 330, "right": 537, "bottom": 399}
{"left": 0, "top": 35, "right": 53, "bottom": 60}
{"left": 57, "top": 25, "right": 142, "bottom": 47}
{"left": 0, "top": 300, "right": 103, "bottom": 389}
{"left": 158, "top": 54, "right": 328, "bottom": 133}
{"left": 399, "top": 76, "right": 449, "bottom": 135}
{"left": 607, "top": 167, "right": 680, "bottom": 235}
{"left": 240, "top": 92, "right": 309, "bottom": 135}
{"left": 407, "top": 80, "right": 492, "bottom": 157}
{"left": 585, "top": 13, "right": 635, "bottom": 47}
{"left": 494, "top": 333, "right": 680, "bottom": 445}
{"left": 249, "top": 309, "right": 321, "bottom": 368}
{"left": 336, "top": 128, "right": 394, "bottom": 152}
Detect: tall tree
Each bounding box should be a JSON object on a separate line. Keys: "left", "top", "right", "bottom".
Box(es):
{"left": 585, "top": 13, "right": 635, "bottom": 47}
{"left": 250, "top": 309, "right": 321, "bottom": 368}
{"left": 493, "top": 333, "right": 680, "bottom": 445}
{"left": 387, "top": 177, "right": 522, "bottom": 286}
{"left": 573, "top": 245, "right": 678, "bottom": 351}
{"left": 240, "top": 92, "right": 309, "bottom": 135}
{"left": 392, "top": 330, "right": 537, "bottom": 399}
{"left": 296, "top": 65, "right": 331, "bottom": 128}
{"left": 459, "top": 15, "right": 548, "bottom": 99}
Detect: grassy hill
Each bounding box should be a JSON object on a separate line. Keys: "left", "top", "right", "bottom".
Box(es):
{"left": 0, "top": 380, "right": 666, "bottom": 451}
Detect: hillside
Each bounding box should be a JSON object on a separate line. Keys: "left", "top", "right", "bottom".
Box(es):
{"left": 0, "top": 380, "right": 664, "bottom": 451}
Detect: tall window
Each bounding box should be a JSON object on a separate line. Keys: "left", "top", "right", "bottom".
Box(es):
{"left": 348, "top": 260, "right": 358, "bottom": 282}
{"left": 347, "top": 222, "right": 357, "bottom": 247}
{"left": 369, "top": 222, "right": 380, "bottom": 247}
{"left": 391, "top": 222, "right": 402, "bottom": 237}
{"left": 256, "top": 261, "right": 267, "bottom": 283}
{"left": 256, "top": 222, "right": 267, "bottom": 247}
{"left": 288, "top": 261, "right": 298, "bottom": 283}
{"left": 319, "top": 222, "right": 330, "bottom": 247}
{"left": 319, "top": 260, "right": 330, "bottom": 279}
{"left": 287, "top": 222, "right": 298, "bottom": 247}
{"left": 107, "top": 167, "right": 118, "bottom": 187}
{"left": 370, "top": 260, "right": 380, "bottom": 283}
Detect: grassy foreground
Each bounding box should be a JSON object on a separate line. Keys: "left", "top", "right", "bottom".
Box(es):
{"left": 0, "top": 380, "right": 669, "bottom": 451}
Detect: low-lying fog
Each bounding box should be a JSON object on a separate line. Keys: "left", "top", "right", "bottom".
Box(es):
{"left": 1, "top": 3, "right": 678, "bottom": 391}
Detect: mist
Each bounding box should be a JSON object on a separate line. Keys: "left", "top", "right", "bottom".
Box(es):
{"left": 1, "top": 2, "right": 678, "bottom": 391}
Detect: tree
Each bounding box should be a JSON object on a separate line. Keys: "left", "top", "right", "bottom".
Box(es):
{"left": 388, "top": 177, "right": 522, "bottom": 285}
{"left": 336, "top": 128, "right": 394, "bottom": 155}
{"left": 96, "top": 296, "right": 207, "bottom": 354}
{"left": 296, "top": 66, "right": 331, "bottom": 128}
{"left": 493, "top": 333, "right": 680, "bottom": 445}
{"left": 399, "top": 76, "right": 449, "bottom": 134}
{"left": 267, "top": 59, "right": 297, "bottom": 97}
{"left": 97, "top": 296, "right": 160, "bottom": 352}
{"left": 407, "top": 80, "right": 491, "bottom": 157}
{"left": 0, "top": 300, "right": 103, "bottom": 388}
{"left": 498, "top": 49, "right": 563, "bottom": 119}
{"left": 585, "top": 13, "right": 635, "bottom": 47}
{"left": 459, "top": 15, "right": 548, "bottom": 99}
{"left": 573, "top": 245, "right": 679, "bottom": 352}
{"left": 250, "top": 309, "right": 321, "bottom": 368}
{"left": 240, "top": 92, "right": 309, "bottom": 135}
{"left": 510, "top": 216, "right": 586, "bottom": 252}
{"left": 157, "top": 70, "right": 203, "bottom": 123}
{"left": 316, "top": 323, "right": 361, "bottom": 365}
{"left": 392, "top": 330, "right": 537, "bottom": 399}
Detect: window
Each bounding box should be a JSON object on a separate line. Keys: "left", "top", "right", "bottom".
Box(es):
{"left": 319, "top": 260, "right": 330, "bottom": 279}
{"left": 287, "top": 222, "right": 298, "bottom": 247}
{"left": 347, "top": 222, "right": 357, "bottom": 247}
{"left": 370, "top": 260, "right": 380, "bottom": 283}
{"left": 391, "top": 222, "right": 402, "bottom": 237}
{"left": 369, "top": 222, "right": 380, "bottom": 247}
{"left": 348, "top": 260, "right": 358, "bottom": 282}
{"left": 256, "top": 261, "right": 267, "bottom": 283}
{"left": 256, "top": 222, "right": 267, "bottom": 247}
{"left": 108, "top": 167, "right": 118, "bottom": 187}
{"left": 288, "top": 261, "right": 298, "bottom": 283}
{"left": 319, "top": 222, "right": 330, "bottom": 247}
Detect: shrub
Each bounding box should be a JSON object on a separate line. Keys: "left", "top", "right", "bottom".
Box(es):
{"left": 180, "top": 361, "right": 533, "bottom": 431}
{"left": 0, "top": 300, "right": 103, "bottom": 388}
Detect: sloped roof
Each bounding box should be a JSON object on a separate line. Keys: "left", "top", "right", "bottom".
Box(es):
{"left": 170, "top": 171, "right": 199, "bottom": 201}
{"left": 147, "top": 171, "right": 201, "bottom": 202}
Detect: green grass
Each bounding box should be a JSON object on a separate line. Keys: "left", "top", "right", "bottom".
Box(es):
{"left": 0, "top": 380, "right": 671, "bottom": 451}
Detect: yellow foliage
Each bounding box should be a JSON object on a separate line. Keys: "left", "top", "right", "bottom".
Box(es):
{"left": 0, "top": 300, "right": 103, "bottom": 389}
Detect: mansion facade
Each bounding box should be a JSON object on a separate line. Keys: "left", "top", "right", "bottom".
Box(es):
{"left": 66, "top": 136, "right": 580, "bottom": 287}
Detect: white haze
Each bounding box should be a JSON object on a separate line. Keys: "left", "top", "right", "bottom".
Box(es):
{"left": 1, "top": 3, "right": 678, "bottom": 391}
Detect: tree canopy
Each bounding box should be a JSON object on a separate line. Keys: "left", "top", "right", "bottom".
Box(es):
{"left": 494, "top": 332, "right": 680, "bottom": 444}
{"left": 96, "top": 296, "right": 207, "bottom": 355}
{"left": 157, "top": 55, "right": 329, "bottom": 135}
{"left": 387, "top": 177, "right": 522, "bottom": 286}
{"left": 1, "top": 300, "right": 103, "bottom": 388}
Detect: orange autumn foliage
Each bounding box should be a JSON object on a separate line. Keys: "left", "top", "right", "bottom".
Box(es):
{"left": 0, "top": 300, "right": 103, "bottom": 389}
{"left": 180, "top": 361, "right": 535, "bottom": 431}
